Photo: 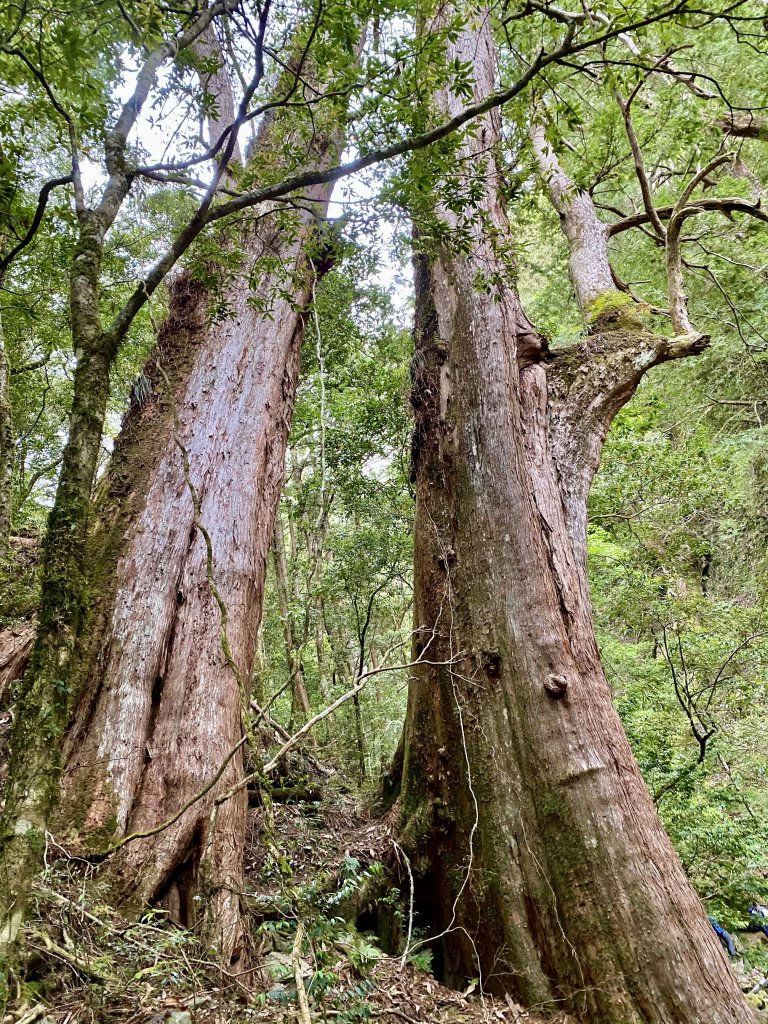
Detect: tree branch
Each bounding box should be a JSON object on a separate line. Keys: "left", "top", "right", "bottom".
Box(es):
{"left": 0, "top": 176, "right": 73, "bottom": 276}
{"left": 530, "top": 120, "right": 614, "bottom": 311}
{"left": 92, "top": 737, "right": 248, "bottom": 858}
{"left": 666, "top": 153, "right": 734, "bottom": 332}
{"left": 545, "top": 329, "right": 708, "bottom": 543}
{"left": 719, "top": 112, "right": 768, "bottom": 141}
{"left": 103, "top": 0, "right": 241, "bottom": 178}
{"left": 608, "top": 195, "right": 768, "bottom": 234}
{"left": 615, "top": 88, "right": 667, "bottom": 239}
{"left": 219, "top": 653, "right": 463, "bottom": 800}
{"left": 106, "top": 6, "right": 695, "bottom": 352}
{"left": 10, "top": 352, "right": 52, "bottom": 375}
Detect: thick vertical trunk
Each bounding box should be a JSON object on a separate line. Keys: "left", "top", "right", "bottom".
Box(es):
{"left": 53, "top": 16, "right": 363, "bottom": 953}
{"left": 396, "top": 13, "right": 753, "bottom": 1024}
{"left": 0, "top": 307, "right": 12, "bottom": 555}
{"left": 1, "top": 15, "right": 364, "bottom": 966}
{"left": 59, "top": 196, "right": 334, "bottom": 952}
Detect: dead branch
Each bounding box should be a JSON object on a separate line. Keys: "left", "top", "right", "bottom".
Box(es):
{"left": 292, "top": 921, "right": 313, "bottom": 1024}
{"left": 719, "top": 112, "right": 768, "bottom": 141}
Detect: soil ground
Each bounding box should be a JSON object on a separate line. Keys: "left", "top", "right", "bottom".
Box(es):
{"left": 6, "top": 784, "right": 763, "bottom": 1024}
{"left": 7, "top": 791, "right": 571, "bottom": 1024}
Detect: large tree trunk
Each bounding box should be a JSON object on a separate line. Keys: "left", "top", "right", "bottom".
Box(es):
{"left": 0, "top": 12, "right": 253, "bottom": 962}
{"left": 395, "top": 13, "right": 754, "bottom": 1024}
{"left": 57, "top": 67, "right": 349, "bottom": 954}
{"left": 0, "top": 306, "right": 12, "bottom": 555}
{"left": 59, "top": 210, "right": 333, "bottom": 954}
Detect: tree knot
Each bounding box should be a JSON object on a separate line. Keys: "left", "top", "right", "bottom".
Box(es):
{"left": 544, "top": 673, "right": 569, "bottom": 699}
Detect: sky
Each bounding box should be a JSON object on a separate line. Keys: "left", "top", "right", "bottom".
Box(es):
{"left": 80, "top": 49, "right": 411, "bottom": 303}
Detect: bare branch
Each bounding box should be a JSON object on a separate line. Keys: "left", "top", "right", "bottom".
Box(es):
{"left": 709, "top": 630, "right": 768, "bottom": 697}
{"left": 667, "top": 154, "right": 734, "bottom": 332}
{"left": 0, "top": 176, "right": 73, "bottom": 276}
{"left": 10, "top": 352, "right": 51, "bottom": 375}
{"left": 218, "top": 652, "right": 464, "bottom": 800}
{"left": 0, "top": 46, "right": 84, "bottom": 212}
{"left": 608, "top": 195, "right": 768, "bottom": 234}
{"left": 706, "top": 394, "right": 768, "bottom": 409}
{"left": 676, "top": 152, "right": 733, "bottom": 209}
{"left": 14, "top": 456, "right": 63, "bottom": 508}
{"left": 93, "top": 737, "right": 248, "bottom": 858}
{"left": 615, "top": 88, "right": 667, "bottom": 238}
{"left": 104, "top": 0, "right": 241, "bottom": 177}
{"left": 292, "top": 922, "right": 313, "bottom": 1024}
{"left": 719, "top": 112, "right": 768, "bottom": 141}
{"left": 96, "top": 0, "right": 244, "bottom": 231}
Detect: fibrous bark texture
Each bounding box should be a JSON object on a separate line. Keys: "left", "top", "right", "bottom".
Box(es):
{"left": 396, "top": 11, "right": 754, "bottom": 1024}
{"left": 0, "top": 620, "right": 34, "bottom": 810}
{"left": 60, "top": 144, "right": 342, "bottom": 959}
{"left": 0, "top": 314, "right": 12, "bottom": 554}
{"left": 0, "top": 621, "right": 34, "bottom": 707}
{"left": 0, "top": 11, "right": 322, "bottom": 961}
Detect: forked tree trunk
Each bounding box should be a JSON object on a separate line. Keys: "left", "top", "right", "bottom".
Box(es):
{"left": 58, "top": 97, "right": 348, "bottom": 957}
{"left": 395, "top": 13, "right": 754, "bottom": 1023}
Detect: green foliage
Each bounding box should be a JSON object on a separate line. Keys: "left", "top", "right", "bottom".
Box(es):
{"left": 254, "top": 848, "right": 390, "bottom": 1018}
{"left": 407, "top": 946, "right": 434, "bottom": 974}
{"left": 258, "top": 251, "right": 413, "bottom": 777}
{"left": 586, "top": 379, "right": 768, "bottom": 924}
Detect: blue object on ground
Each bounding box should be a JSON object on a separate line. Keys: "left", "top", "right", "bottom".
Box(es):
{"left": 708, "top": 915, "right": 737, "bottom": 957}
{"left": 748, "top": 904, "right": 768, "bottom": 939}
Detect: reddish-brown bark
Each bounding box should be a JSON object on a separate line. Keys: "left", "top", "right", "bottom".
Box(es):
{"left": 395, "top": 12, "right": 754, "bottom": 1023}
{"left": 59, "top": 210, "right": 331, "bottom": 956}
{"left": 58, "top": 92, "right": 345, "bottom": 957}
{"left": 48, "top": 18, "right": 366, "bottom": 953}
{"left": 0, "top": 621, "right": 34, "bottom": 704}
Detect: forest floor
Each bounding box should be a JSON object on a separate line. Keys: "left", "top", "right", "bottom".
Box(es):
{"left": 9, "top": 788, "right": 570, "bottom": 1024}
{"left": 242, "top": 794, "right": 575, "bottom": 1023}
{"left": 8, "top": 785, "right": 763, "bottom": 1024}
